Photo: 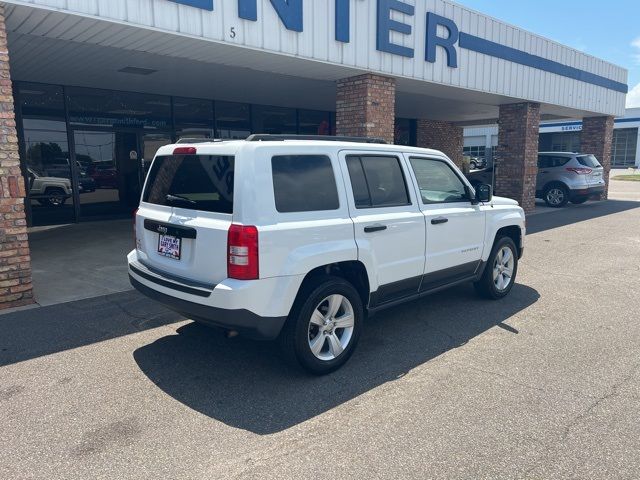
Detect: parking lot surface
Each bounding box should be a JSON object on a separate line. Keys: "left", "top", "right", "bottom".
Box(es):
{"left": 2, "top": 188, "right": 640, "bottom": 478}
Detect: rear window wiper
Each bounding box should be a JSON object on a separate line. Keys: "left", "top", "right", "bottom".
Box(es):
{"left": 166, "top": 194, "right": 196, "bottom": 205}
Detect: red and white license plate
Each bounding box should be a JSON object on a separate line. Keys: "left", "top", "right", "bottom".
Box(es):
{"left": 158, "top": 234, "right": 181, "bottom": 260}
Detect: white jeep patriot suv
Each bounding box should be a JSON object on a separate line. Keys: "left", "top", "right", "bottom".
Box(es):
{"left": 128, "top": 135, "right": 525, "bottom": 374}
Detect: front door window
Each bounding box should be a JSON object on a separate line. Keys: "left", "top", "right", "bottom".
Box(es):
{"left": 407, "top": 156, "right": 485, "bottom": 278}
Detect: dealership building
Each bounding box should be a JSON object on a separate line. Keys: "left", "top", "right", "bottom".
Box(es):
{"left": 0, "top": 0, "right": 628, "bottom": 308}
{"left": 464, "top": 107, "right": 640, "bottom": 168}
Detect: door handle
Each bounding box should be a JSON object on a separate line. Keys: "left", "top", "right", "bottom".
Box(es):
{"left": 431, "top": 217, "right": 448, "bottom": 225}
{"left": 364, "top": 224, "right": 387, "bottom": 233}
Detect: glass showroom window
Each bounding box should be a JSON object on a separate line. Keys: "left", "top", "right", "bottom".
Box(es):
{"left": 174, "top": 97, "right": 214, "bottom": 139}
{"left": 216, "top": 101, "right": 251, "bottom": 139}
{"left": 611, "top": 128, "right": 638, "bottom": 167}
{"left": 299, "top": 110, "right": 332, "bottom": 136}
{"left": 66, "top": 87, "right": 172, "bottom": 130}
{"left": 18, "top": 83, "right": 75, "bottom": 226}
{"left": 395, "top": 118, "right": 417, "bottom": 146}
{"left": 550, "top": 132, "right": 580, "bottom": 153}
{"left": 252, "top": 105, "right": 297, "bottom": 135}
{"left": 463, "top": 146, "right": 486, "bottom": 159}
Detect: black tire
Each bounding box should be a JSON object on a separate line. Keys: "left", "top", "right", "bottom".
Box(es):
{"left": 279, "top": 276, "right": 364, "bottom": 375}
{"left": 543, "top": 183, "right": 569, "bottom": 208}
{"left": 43, "top": 187, "right": 67, "bottom": 207}
{"left": 474, "top": 236, "right": 518, "bottom": 300}
{"left": 570, "top": 196, "right": 589, "bottom": 205}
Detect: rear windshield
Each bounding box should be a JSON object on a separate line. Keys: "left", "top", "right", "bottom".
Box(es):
{"left": 143, "top": 155, "right": 234, "bottom": 214}
{"left": 576, "top": 155, "right": 601, "bottom": 168}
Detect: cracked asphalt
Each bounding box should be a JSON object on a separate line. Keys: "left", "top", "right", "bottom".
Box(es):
{"left": 1, "top": 181, "right": 639, "bottom": 479}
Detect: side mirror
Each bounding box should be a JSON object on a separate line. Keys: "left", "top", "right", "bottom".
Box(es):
{"left": 475, "top": 183, "right": 493, "bottom": 203}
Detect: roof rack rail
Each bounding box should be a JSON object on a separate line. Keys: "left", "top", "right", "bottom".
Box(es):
{"left": 176, "top": 137, "right": 226, "bottom": 144}
{"left": 245, "top": 134, "right": 387, "bottom": 144}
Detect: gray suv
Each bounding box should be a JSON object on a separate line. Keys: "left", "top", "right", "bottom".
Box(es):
{"left": 536, "top": 152, "right": 605, "bottom": 207}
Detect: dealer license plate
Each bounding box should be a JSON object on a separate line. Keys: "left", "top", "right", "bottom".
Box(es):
{"left": 158, "top": 234, "right": 181, "bottom": 260}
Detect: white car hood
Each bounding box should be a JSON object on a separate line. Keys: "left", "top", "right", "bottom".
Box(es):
{"left": 490, "top": 195, "right": 519, "bottom": 206}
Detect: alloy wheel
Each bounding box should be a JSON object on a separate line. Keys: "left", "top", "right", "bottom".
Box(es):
{"left": 49, "top": 193, "right": 64, "bottom": 206}
{"left": 493, "top": 246, "right": 515, "bottom": 292}
{"left": 308, "top": 294, "right": 355, "bottom": 361}
{"left": 546, "top": 188, "right": 565, "bottom": 206}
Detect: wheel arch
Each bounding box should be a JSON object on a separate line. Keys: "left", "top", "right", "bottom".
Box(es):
{"left": 542, "top": 180, "right": 570, "bottom": 193}
{"left": 485, "top": 210, "right": 525, "bottom": 261}
{"left": 293, "top": 261, "right": 371, "bottom": 312}
{"left": 44, "top": 185, "right": 67, "bottom": 193}
{"left": 494, "top": 225, "right": 523, "bottom": 258}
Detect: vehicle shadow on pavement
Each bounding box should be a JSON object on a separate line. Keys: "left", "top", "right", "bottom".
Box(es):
{"left": 0, "top": 291, "right": 183, "bottom": 367}
{"left": 133, "top": 282, "right": 539, "bottom": 435}
{"left": 527, "top": 199, "right": 639, "bottom": 234}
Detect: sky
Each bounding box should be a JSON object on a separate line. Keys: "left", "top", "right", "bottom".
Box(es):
{"left": 455, "top": 0, "right": 640, "bottom": 108}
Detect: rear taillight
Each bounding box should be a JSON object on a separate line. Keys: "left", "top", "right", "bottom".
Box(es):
{"left": 566, "top": 167, "right": 592, "bottom": 175}
{"left": 173, "top": 146, "right": 197, "bottom": 155}
{"left": 227, "top": 224, "right": 259, "bottom": 280}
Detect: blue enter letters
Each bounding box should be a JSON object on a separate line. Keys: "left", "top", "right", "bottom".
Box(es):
{"left": 238, "top": 0, "right": 303, "bottom": 32}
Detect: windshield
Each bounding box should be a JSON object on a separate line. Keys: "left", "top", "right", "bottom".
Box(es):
{"left": 143, "top": 155, "right": 235, "bottom": 214}
{"left": 576, "top": 155, "right": 601, "bottom": 168}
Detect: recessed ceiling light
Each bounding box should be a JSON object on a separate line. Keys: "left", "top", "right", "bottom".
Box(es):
{"left": 118, "top": 66, "right": 157, "bottom": 76}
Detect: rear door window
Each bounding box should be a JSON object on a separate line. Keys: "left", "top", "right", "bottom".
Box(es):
{"left": 271, "top": 155, "right": 340, "bottom": 213}
{"left": 577, "top": 155, "right": 601, "bottom": 168}
{"left": 549, "top": 156, "right": 570, "bottom": 167}
{"left": 537, "top": 155, "right": 550, "bottom": 168}
{"left": 143, "top": 155, "right": 234, "bottom": 213}
{"left": 345, "top": 155, "right": 410, "bottom": 208}
{"left": 538, "top": 155, "right": 570, "bottom": 168}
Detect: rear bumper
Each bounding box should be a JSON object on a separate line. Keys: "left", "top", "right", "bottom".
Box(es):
{"left": 130, "top": 276, "right": 286, "bottom": 340}
{"left": 127, "top": 250, "right": 301, "bottom": 340}
{"left": 569, "top": 185, "right": 604, "bottom": 200}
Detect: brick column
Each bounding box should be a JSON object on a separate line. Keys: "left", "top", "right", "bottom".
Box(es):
{"left": 495, "top": 102, "right": 540, "bottom": 214}
{"left": 416, "top": 120, "right": 463, "bottom": 168}
{"left": 581, "top": 116, "right": 614, "bottom": 199}
{"left": 0, "top": 5, "right": 34, "bottom": 309}
{"left": 336, "top": 74, "right": 396, "bottom": 144}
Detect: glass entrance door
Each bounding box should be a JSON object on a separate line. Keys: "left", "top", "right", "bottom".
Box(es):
{"left": 72, "top": 130, "right": 171, "bottom": 219}
{"left": 74, "top": 130, "right": 137, "bottom": 218}
{"left": 141, "top": 133, "right": 173, "bottom": 182}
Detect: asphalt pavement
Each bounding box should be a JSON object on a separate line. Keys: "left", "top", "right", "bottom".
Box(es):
{"left": 2, "top": 181, "right": 639, "bottom": 479}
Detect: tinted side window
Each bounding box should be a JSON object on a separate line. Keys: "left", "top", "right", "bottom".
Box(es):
{"left": 577, "top": 154, "right": 601, "bottom": 168}
{"left": 538, "top": 155, "right": 550, "bottom": 168}
{"left": 346, "top": 156, "right": 372, "bottom": 208}
{"left": 346, "top": 155, "right": 410, "bottom": 208}
{"left": 409, "top": 158, "right": 468, "bottom": 204}
{"left": 272, "top": 155, "right": 339, "bottom": 213}
{"left": 549, "top": 156, "right": 570, "bottom": 167}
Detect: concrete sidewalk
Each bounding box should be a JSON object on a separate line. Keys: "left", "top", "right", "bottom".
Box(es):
{"left": 29, "top": 219, "right": 133, "bottom": 306}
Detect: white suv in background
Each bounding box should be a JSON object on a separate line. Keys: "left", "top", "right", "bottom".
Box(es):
{"left": 128, "top": 135, "right": 526, "bottom": 374}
